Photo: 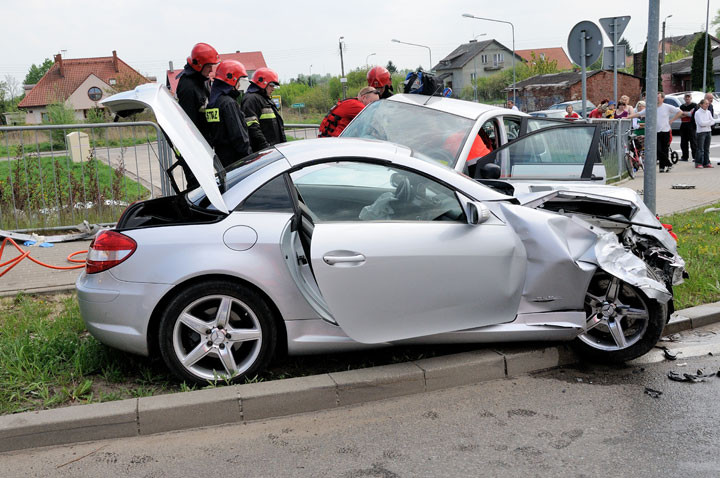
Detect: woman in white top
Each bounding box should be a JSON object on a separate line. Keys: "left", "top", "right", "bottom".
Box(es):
{"left": 628, "top": 92, "right": 687, "bottom": 172}
{"left": 694, "top": 99, "right": 715, "bottom": 168}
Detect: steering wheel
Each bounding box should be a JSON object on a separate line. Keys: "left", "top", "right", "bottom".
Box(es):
{"left": 391, "top": 173, "right": 413, "bottom": 202}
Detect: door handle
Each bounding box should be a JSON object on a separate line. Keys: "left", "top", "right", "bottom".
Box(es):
{"left": 322, "top": 253, "right": 366, "bottom": 265}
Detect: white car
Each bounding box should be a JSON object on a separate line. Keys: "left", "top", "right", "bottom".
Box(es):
{"left": 665, "top": 91, "right": 720, "bottom": 132}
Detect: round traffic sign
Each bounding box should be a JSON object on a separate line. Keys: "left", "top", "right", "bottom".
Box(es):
{"left": 567, "top": 21, "right": 604, "bottom": 67}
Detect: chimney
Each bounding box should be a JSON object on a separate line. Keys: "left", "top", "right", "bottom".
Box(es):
{"left": 169, "top": 60, "right": 174, "bottom": 71}
{"left": 54, "top": 53, "right": 64, "bottom": 77}
{"left": 112, "top": 50, "right": 119, "bottom": 72}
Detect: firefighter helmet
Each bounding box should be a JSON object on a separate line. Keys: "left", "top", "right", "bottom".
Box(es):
{"left": 187, "top": 43, "right": 219, "bottom": 72}
{"left": 214, "top": 60, "right": 247, "bottom": 87}
{"left": 367, "top": 66, "right": 392, "bottom": 88}
{"left": 251, "top": 68, "right": 280, "bottom": 88}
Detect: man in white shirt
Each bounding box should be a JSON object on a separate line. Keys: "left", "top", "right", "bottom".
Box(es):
{"left": 694, "top": 98, "right": 715, "bottom": 168}
{"left": 628, "top": 92, "right": 687, "bottom": 172}
{"left": 507, "top": 99, "right": 519, "bottom": 111}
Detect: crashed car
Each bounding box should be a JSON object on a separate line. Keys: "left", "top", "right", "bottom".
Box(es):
{"left": 77, "top": 83, "right": 684, "bottom": 385}
{"left": 342, "top": 94, "right": 686, "bottom": 314}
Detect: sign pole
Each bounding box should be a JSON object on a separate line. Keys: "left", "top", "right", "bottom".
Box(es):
{"left": 581, "top": 31, "right": 587, "bottom": 119}
{"left": 613, "top": 17, "right": 618, "bottom": 106}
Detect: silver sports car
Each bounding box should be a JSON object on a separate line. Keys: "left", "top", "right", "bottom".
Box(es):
{"left": 77, "top": 83, "right": 685, "bottom": 384}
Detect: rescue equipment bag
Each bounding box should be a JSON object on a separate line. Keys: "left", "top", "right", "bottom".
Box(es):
{"left": 403, "top": 70, "right": 442, "bottom": 96}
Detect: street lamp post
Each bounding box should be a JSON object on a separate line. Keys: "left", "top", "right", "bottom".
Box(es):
{"left": 391, "top": 39, "right": 433, "bottom": 71}
{"left": 309, "top": 64, "right": 312, "bottom": 87}
{"left": 661, "top": 14, "right": 672, "bottom": 65}
{"left": 703, "top": 0, "right": 710, "bottom": 92}
{"left": 463, "top": 13, "right": 516, "bottom": 105}
{"left": 471, "top": 33, "right": 487, "bottom": 102}
{"left": 366, "top": 52, "right": 376, "bottom": 67}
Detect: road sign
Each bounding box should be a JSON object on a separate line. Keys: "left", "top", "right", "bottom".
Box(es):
{"left": 602, "top": 45, "right": 627, "bottom": 69}
{"left": 568, "top": 21, "right": 604, "bottom": 66}
{"left": 271, "top": 95, "right": 282, "bottom": 110}
{"left": 599, "top": 16, "right": 631, "bottom": 43}
{"left": 291, "top": 103, "right": 305, "bottom": 109}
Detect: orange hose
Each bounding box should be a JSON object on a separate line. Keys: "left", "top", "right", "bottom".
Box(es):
{"left": 0, "top": 237, "right": 87, "bottom": 279}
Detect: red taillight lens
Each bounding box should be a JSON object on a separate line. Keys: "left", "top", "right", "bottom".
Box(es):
{"left": 661, "top": 223, "right": 678, "bottom": 242}
{"left": 86, "top": 230, "right": 137, "bottom": 274}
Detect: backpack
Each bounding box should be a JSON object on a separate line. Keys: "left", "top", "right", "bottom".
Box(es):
{"left": 403, "top": 70, "right": 442, "bottom": 96}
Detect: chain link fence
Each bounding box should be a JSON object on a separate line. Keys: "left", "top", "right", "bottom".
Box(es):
{"left": 589, "top": 118, "right": 633, "bottom": 182}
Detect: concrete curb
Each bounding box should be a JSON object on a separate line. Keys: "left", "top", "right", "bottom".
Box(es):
{"left": 1, "top": 303, "right": 719, "bottom": 453}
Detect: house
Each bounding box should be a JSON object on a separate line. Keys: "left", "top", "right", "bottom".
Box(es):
{"left": 660, "top": 32, "right": 720, "bottom": 57}
{"left": 165, "top": 51, "right": 268, "bottom": 97}
{"left": 661, "top": 46, "right": 720, "bottom": 93}
{"left": 18, "top": 51, "right": 149, "bottom": 124}
{"left": 515, "top": 48, "right": 573, "bottom": 71}
{"left": 433, "top": 39, "right": 523, "bottom": 93}
{"left": 511, "top": 70, "right": 643, "bottom": 112}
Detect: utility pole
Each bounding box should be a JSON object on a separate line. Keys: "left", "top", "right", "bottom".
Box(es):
{"left": 703, "top": 0, "right": 710, "bottom": 92}
{"left": 645, "top": 1, "right": 660, "bottom": 214}
{"left": 661, "top": 14, "right": 672, "bottom": 65}
{"left": 339, "top": 36, "right": 347, "bottom": 99}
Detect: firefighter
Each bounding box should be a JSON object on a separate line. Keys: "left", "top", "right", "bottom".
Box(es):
{"left": 319, "top": 86, "right": 380, "bottom": 137}
{"left": 367, "top": 66, "right": 393, "bottom": 99}
{"left": 241, "top": 68, "right": 285, "bottom": 152}
{"left": 176, "top": 42, "right": 219, "bottom": 142}
{"left": 205, "top": 60, "right": 251, "bottom": 168}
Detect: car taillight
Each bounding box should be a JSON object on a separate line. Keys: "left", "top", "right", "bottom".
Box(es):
{"left": 661, "top": 223, "right": 678, "bottom": 242}
{"left": 86, "top": 230, "right": 137, "bottom": 274}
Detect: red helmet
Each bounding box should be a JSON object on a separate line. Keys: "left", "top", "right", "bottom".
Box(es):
{"left": 367, "top": 66, "right": 391, "bottom": 88}
{"left": 187, "top": 43, "right": 219, "bottom": 72}
{"left": 214, "top": 60, "right": 247, "bottom": 87}
{"left": 251, "top": 68, "right": 280, "bottom": 88}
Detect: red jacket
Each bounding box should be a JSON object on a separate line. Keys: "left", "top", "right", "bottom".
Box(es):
{"left": 319, "top": 98, "right": 366, "bottom": 137}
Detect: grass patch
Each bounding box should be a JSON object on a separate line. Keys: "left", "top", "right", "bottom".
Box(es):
{"left": 0, "top": 128, "right": 158, "bottom": 157}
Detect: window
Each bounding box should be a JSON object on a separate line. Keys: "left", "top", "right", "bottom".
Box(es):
{"left": 290, "top": 161, "right": 464, "bottom": 223}
{"left": 480, "top": 54, "right": 488, "bottom": 64}
{"left": 237, "top": 175, "right": 293, "bottom": 212}
{"left": 88, "top": 87, "right": 102, "bottom": 101}
{"left": 503, "top": 117, "right": 522, "bottom": 142}
{"left": 493, "top": 53, "right": 504, "bottom": 66}
{"left": 109, "top": 78, "right": 117, "bottom": 86}
{"left": 470, "top": 72, "right": 477, "bottom": 83}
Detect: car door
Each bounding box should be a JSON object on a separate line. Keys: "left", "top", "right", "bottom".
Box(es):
{"left": 469, "top": 123, "right": 602, "bottom": 180}
{"left": 288, "top": 160, "right": 526, "bottom": 344}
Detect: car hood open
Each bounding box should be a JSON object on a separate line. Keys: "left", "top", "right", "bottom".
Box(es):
{"left": 101, "top": 83, "right": 228, "bottom": 214}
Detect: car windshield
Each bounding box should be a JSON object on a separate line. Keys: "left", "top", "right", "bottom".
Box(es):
{"left": 186, "top": 149, "right": 285, "bottom": 208}
{"left": 341, "top": 100, "right": 475, "bottom": 168}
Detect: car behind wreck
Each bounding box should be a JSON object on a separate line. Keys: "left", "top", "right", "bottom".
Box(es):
{"left": 76, "top": 83, "right": 686, "bottom": 385}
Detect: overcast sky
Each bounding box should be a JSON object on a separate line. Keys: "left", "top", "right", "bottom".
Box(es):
{"left": 2, "top": 0, "right": 719, "bottom": 86}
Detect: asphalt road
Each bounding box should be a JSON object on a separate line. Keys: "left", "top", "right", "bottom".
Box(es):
{"left": 4, "top": 324, "right": 720, "bottom": 478}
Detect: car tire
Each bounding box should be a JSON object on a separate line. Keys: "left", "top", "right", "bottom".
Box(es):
{"left": 572, "top": 272, "right": 664, "bottom": 363}
{"left": 158, "top": 280, "right": 277, "bottom": 385}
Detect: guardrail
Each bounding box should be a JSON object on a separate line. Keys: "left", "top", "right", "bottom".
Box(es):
{"left": 285, "top": 123, "right": 320, "bottom": 140}
{"left": 0, "top": 122, "right": 172, "bottom": 233}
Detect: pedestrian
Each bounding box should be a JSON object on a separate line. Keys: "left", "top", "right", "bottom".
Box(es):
{"left": 627, "top": 92, "right": 687, "bottom": 173}
{"left": 367, "top": 66, "right": 394, "bottom": 99}
{"left": 241, "top": 68, "right": 285, "bottom": 152}
{"left": 565, "top": 104, "right": 580, "bottom": 120}
{"left": 507, "top": 99, "right": 519, "bottom": 111}
{"left": 678, "top": 93, "right": 698, "bottom": 162}
{"left": 604, "top": 101, "right": 616, "bottom": 119}
{"left": 588, "top": 99, "right": 608, "bottom": 118}
{"left": 318, "top": 86, "right": 380, "bottom": 137}
{"left": 614, "top": 102, "right": 629, "bottom": 119}
{"left": 176, "top": 42, "right": 219, "bottom": 142}
{"left": 205, "top": 60, "right": 252, "bottom": 168}
{"left": 694, "top": 99, "right": 714, "bottom": 169}
{"left": 621, "top": 95, "right": 635, "bottom": 115}
{"left": 704, "top": 92, "right": 715, "bottom": 116}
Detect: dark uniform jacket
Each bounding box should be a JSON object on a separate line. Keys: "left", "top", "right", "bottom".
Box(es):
{"left": 205, "top": 82, "right": 252, "bottom": 168}
{"left": 176, "top": 64, "right": 212, "bottom": 142}
{"left": 241, "top": 84, "right": 286, "bottom": 152}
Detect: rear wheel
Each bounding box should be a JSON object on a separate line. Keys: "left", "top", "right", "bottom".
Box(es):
{"left": 158, "top": 281, "right": 277, "bottom": 385}
{"left": 573, "top": 272, "right": 664, "bottom": 363}
{"left": 624, "top": 153, "right": 636, "bottom": 179}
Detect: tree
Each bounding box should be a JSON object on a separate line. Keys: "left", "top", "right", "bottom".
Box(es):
{"left": 618, "top": 37, "right": 634, "bottom": 56}
{"left": 712, "top": 8, "right": 720, "bottom": 37}
{"left": 24, "top": 58, "right": 54, "bottom": 85}
{"left": 639, "top": 42, "right": 663, "bottom": 91}
{"left": 517, "top": 51, "right": 559, "bottom": 80}
{"left": 692, "top": 32, "right": 714, "bottom": 91}
{"left": 386, "top": 61, "right": 397, "bottom": 74}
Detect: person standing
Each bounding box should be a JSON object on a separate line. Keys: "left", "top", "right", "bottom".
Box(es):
{"left": 176, "top": 42, "right": 219, "bottom": 142}
{"left": 205, "top": 60, "right": 251, "bottom": 168}
{"left": 241, "top": 68, "right": 285, "bottom": 152}
{"left": 318, "top": 87, "right": 380, "bottom": 137}
{"left": 694, "top": 99, "right": 714, "bottom": 169}
{"left": 367, "top": 66, "right": 394, "bottom": 99}
{"left": 588, "top": 99, "right": 608, "bottom": 118}
{"left": 678, "top": 93, "right": 697, "bottom": 161}
{"left": 565, "top": 104, "right": 580, "bottom": 120}
{"left": 613, "top": 102, "right": 628, "bottom": 119}
{"left": 621, "top": 95, "right": 635, "bottom": 115}
{"left": 507, "top": 99, "right": 519, "bottom": 111}
{"left": 628, "top": 92, "right": 686, "bottom": 173}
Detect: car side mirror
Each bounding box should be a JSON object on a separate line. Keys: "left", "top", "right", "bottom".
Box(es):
{"left": 479, "top": 163, "right": 501, "bottom": 179}
{"left": 465, "top": 201, "right": 491, "bottom": 225}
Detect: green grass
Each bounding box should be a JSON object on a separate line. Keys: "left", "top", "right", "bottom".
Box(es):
{"left": 0, "top": 201, "right": 717, "bottom": 415}
{"left": 0, "top": 129, "right": 158, "bottom": 157}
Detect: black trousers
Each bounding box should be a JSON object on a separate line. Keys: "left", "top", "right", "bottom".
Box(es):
{"left": 657, "top": 131, "right": 671, "bottom": 168}
{"left": 679, "top": 122, "right": 696, "bottom": 160}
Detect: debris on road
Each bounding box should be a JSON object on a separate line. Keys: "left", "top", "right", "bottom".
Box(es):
{"left": 667, "top": 369, "right": 720, "bottom": 383}
{"left": 644, "top": 387, "right": 663, "bottom": 398}
{"left": 671, "top": 184, "right": 696, "bottom": 189}
{"left": 655, "top": 346, "right": 679, "bottom": 360}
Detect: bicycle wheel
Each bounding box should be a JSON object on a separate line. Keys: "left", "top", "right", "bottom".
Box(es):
{"left": 670, "top": 150, "right": 679, "bottom": 164}
{"left": 625, "top": 153, "right": 636, "bottom": 179}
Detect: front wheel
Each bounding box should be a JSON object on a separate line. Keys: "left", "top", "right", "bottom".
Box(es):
{"left": 573, "top": 272, "right": 664, "bottom": 363}
{"left": 624, "top": 153, "right": 636, "bottom": 179}
{"left": 158, "top": 281, "right": 277, "bottom": 385}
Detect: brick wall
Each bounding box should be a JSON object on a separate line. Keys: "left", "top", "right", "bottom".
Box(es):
{"left": 568, "top": 71, "right": 643, "bottom": 105}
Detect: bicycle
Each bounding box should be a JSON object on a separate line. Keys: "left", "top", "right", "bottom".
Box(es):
{"left": 624, "top": 133, "right": 644, "bottom": 178}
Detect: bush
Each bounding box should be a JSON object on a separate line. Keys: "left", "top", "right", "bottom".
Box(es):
{"left": 43, "top": 101, "right": 76, "bottom": 146}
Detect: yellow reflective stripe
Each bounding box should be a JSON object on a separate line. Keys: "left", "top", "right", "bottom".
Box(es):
{"left": 246, "top": 118, "right": 259, "bottom": 126}
{"left": 205, "top": 108, "right": 220, "bottom": 123}
{"left": 259, "top": 113, "right": 276, "bottom": 120}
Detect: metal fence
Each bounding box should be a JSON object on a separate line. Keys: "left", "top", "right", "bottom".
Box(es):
{"left": 0, "top": 122, "right": 173, "bottom": 233}
{"left": 589, "top": 118, "right": 633, "bottom": 182}
{"left": 285, "top": 124, "right": 320, "bottom": 141}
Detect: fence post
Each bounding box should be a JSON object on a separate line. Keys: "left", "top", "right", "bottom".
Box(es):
{"left": 616, "top": 119, "right": 623, "bottom": 176}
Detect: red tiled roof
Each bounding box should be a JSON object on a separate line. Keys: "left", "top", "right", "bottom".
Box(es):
{"left": 516, "top": 48, "right": 574, "bottom": 71}
{"left": 18, "top": 52, "right": 148, "bottom": 108}
{"left": 165, "top": 51, "right": 268, "bottom": 95}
